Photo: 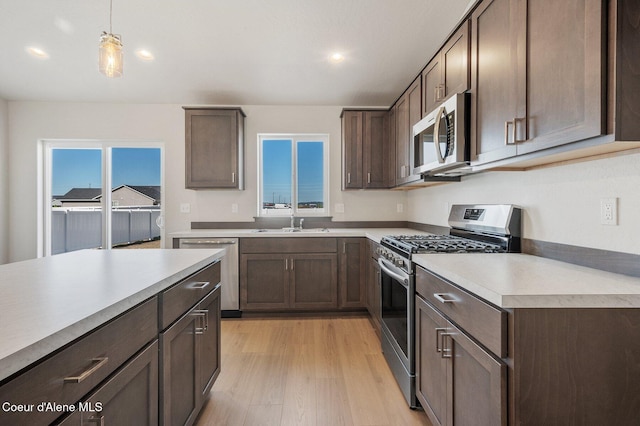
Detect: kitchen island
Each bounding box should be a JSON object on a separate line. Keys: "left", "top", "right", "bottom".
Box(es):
{"left": 0, "top": 248, "right": 223, "bottom": 425}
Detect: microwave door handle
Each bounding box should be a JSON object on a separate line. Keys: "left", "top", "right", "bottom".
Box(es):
{"left": 433, "top": 106, "right": 446, "bottom": 164}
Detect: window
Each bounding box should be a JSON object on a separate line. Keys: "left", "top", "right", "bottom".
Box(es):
{"left": 39, "top": 141, "right": 163, "bottom": 257}
{"left": 258, "top": 134, "right": 329, "bottom": 216}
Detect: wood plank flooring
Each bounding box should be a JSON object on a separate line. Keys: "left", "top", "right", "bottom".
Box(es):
{"left": 195, "top": 316, "right": 431, "bottom": 426}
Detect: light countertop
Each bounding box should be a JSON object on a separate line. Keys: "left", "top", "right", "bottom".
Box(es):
{"left": 169, "top": 228, "right": 425, "bottom": 243}
{"left": 413, "top": 253, "right": 640, "bottom": 309}
{"left": 0, "top": 248, "right": 223, "bottom": 382}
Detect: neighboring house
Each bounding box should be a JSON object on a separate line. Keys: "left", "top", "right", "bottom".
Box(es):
{"left": 53, "top": 186, "right": 161, "bottom": 208}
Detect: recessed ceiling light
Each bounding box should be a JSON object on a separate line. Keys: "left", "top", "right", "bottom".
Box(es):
{"left": 135, "top": 49, "right": 154, "bottom": 61}
{"left": 25, "top": 46, "right": 49, "bottom": 59}
{"left": 329, "top": 52, "right": 345, "bottom": 64}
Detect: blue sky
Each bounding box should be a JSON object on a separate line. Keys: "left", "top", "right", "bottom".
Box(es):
{"left": 262, "top": 139, "right": 323, "bottom": 204}
{"left": 52, "top": 148, "right": 161, "bottom": 196}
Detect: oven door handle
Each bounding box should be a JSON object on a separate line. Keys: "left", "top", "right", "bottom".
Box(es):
{"left": 378, "top": 258, "right": 410, "bottom": 288}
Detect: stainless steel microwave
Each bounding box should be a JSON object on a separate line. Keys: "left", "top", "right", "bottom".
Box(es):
{"left": 412, "top": 93, "right": 470, "bottom": 176}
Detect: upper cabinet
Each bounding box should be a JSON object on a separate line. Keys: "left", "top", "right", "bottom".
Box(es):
{"left": 394, "top": 76, "right": 423, "bottom": 186}
{"left": 184, "top": 107, "right": 245, "bottom": 189}
{"left": 342, "top": 109, "right": 393, "bottom": 189}
{"left": 422, "top": 21, "right": 470, "bottom": 116}
{"left": 470, "top": 0, "right": 607, "bottom": 166}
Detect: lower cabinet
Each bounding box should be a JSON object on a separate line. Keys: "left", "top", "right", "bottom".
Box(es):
{"left": 59, "top": 340, "right": 159, "bottom": 426}
{"left": 160, "top": 283, "right": 221, "bottom": 426}
{"left": 338, "top": 238, "right": 366, "bottom": 309}
{"left": 366, "top": 240, "right": 381, "bottom": 335}
{"left": 415, "top": 295, "right": 507, "bottom": 426}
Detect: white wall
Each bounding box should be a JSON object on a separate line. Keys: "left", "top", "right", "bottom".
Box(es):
{"left": 407, "top": 150, "right": 640, "bottom": 255}
{"left": 7, "top": 102, "right": 406, "bottom": 262}
{"left": 0, "top": 98, "right": 8, "bottom": 264}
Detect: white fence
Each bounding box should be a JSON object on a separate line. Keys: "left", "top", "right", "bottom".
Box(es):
{"left": 51, "top": 209, "right": 161, "bottom": 254}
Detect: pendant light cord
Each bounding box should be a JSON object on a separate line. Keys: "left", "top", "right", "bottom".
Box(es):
{"left": 109, "top": 0, "right": 113, "bottom": 34}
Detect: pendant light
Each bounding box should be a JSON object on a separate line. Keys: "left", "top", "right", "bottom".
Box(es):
{"left": 99, "top": 0, "right": 123, "bottom": 78}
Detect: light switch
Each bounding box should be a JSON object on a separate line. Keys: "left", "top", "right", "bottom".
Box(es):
{"left": 231, "top": 203, "right": 238, "bottom": 213}
{"left": 180, "top": 203, "right": 191, "bottom": 213}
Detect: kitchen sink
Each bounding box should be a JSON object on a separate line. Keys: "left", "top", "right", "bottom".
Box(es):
{"left": 252, "top": 228, "right": 330, "bottom": 233}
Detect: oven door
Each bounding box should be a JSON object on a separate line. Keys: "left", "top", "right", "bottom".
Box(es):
{"left": 379, "top": 257, "right": 414, "bottom": 372}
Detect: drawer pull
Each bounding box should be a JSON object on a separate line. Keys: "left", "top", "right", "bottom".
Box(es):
{"left": 193, "top": 309, "right": 209, "bottom": 331}
{"left": 433, "top": 293, "right": 455, "bottom": 304}
{"left": 441, "top": 333, "right": 454, "bottom": 359}
{"left": 435, "top": 327, "right": 446, "bottom": 352}
{"left": 192, "top": 281, "right": 211, "bottom": 290}
{"left": 85, "top": 416, "right": 105, "bottom": 426}
{"left": 64, "top": 357, "right": 108, "bottom": 383}
{"left": 193, "top": 311, "right": 207, "bottom": 334}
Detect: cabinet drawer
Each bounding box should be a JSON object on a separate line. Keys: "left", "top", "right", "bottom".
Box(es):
{"left": 160, "top": 261, "right": 221, "bottom": 330}
{"left": 240, "top": 237, "right": 337, "bottom": 254}
{"left": 0, "top": 297, "right": 157, "bottom": 426}
{"left": 416, "top": 266, "right": 506, "bottom": 357}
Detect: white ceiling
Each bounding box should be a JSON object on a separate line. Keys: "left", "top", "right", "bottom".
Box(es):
{"left": 0, "top": 0, "right": 473, "bottom": 106}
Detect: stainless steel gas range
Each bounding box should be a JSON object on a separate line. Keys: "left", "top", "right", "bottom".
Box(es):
{"left": 377, "top": 204, "right": 522, "bottom": 408}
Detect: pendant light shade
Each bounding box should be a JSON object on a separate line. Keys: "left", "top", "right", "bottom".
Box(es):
{"left": 99, "top": 0, "right": 123, "bottom": 78}
{"left": 99, "top": 32, "right": 123, "bottom": 78}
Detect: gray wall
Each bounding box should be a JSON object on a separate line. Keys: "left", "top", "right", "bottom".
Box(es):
{"left": 0, "top": 99, "right": 8, "bottom": 264}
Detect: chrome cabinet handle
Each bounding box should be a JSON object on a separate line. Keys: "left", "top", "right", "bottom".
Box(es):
{"left": 290, "top": 258, "right": 294, "bottom": 271}
{"left": 232, "top": 172, "right": 236, "bottom": 183}
{"left": 367, "top": 172, "right": 371, "bottom": 184}
{"left": 505, "top": 118, "right": 525, "bottom": 145}
{"left": 435, "top": 327, "right": 446, "bottom": 352}
{"left": 193, "top": 311, "right": 206, "bottom": 334}
{"left": 192, "top": 281, "right": 211, "bottom": 290}
{"left": 441, "top": 332, "right": 454, "bottom": 358}
{"left": 504, "top": 120, "right": 513, "bottom": 145}
{"left": 64, "top": 357, "right": 108, "bottom": 383}
{"left": 285, "top": 258, "right": 288, "bottom": 270}
{"left": 347, "top": 172, "right": 351, "bottom": 184}
{"left": 193, "top": 309, "right": 209, "bottom": 331}
{"left": 433, "top": 293, "right": 455, "bottom": 304}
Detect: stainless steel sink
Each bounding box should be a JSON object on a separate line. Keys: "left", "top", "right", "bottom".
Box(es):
{"left": 251, "top": 228, "right": 330, "bottom": 233}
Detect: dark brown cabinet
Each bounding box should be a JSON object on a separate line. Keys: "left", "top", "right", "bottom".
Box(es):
{"left": 365, "top": 240, "right": 381, "bottom": 336}
{"left": 160, "top": 283, "right": 221, "bottom": 426}
{"left": 60, "top": 341, "right": 159, "bottom": 426}
{"left": 240, "top": 238, "right": 339, "bottom": 311}
{"left": 338, "top": 238, "right": 366, "bottom": 309}
{"left": 415, "top": 266, "right": 507, "bottom": 426}
{"left": 394, "top": 76, "right": 423, "bottom": 186}
{"left": 184, "top": 107, "right": 245, "bottom": 189}
{"left": 470, "top": 0, "right": 605, "bottom": 166}
{"left": 422, "top": 21, "right": 470, "bottom": 115}
{"left": 341, "top": 109, "right": 392, "bottom": 189}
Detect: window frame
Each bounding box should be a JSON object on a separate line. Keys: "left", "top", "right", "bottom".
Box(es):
{"left": 37, "top": 139, "right": 165, "bottom": 257}
{"left": 257, "top": 133, "right": 330, "bottom": 217}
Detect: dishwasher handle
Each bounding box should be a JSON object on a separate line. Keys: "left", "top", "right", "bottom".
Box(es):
{"left": 181, "top": 240, "right": 237, "bottom": 246}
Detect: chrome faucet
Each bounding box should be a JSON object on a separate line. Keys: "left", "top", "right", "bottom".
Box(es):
{"left": 290, "top": 214, "right": 295, "bottom": 228}
{"left": 299, "top": 218, "right": 304, "bottom": 229}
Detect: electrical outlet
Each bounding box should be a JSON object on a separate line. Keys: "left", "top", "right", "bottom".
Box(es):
{"left": 180, "top": 203, "right": 191, "bottom": 214}
{"left": 600, "top": 198, "right": 617, "bottom": 225}
{"left": 231, "top": 203, "right": 238, "bottom": 213}
{"left": 397, "top": 203, "right": 404, "bottom": 213}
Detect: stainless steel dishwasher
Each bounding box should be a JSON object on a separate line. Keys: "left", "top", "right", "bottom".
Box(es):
{"left": 178, "top": 237, "right": 240, "bottom": 318}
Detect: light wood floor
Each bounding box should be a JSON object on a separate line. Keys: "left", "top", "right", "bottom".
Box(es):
{"left": 195, "top": 316, "right": 431, "bottom": 426}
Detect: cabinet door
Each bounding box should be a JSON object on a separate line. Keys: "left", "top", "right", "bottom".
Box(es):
{"left": 185, "top": 109, "right": 243, "bottom": 189}
{"left": 338, "top": 238, "right": 366, "bottom": 308}
{"left": 442, "top": 20, "right": 470, "bottom": 100}
{"left": 366, "top": 255, "right": 381, "bottom": 335}
{"left": 470, "top": 0, "right": 523, "bottom": 165}
{"left": 59, "top": 342, "right": 159, "bottom": 426}
{"left": 197, "top": 286, "right": 221, "bottom": 402}
{"left": 290, "top": 254, "right": 338, "bottom": 309}
{"left": 518, "top": 0, "right": 604, "bottom": 155}
{"left": 448, "top": 322, "right": 507, "bottom": 426}
{"left": 161, "top": 311, "right": 200, "bottom": 426}
{"left": 363, "top": 111, "right": 390, "bottom": 188}
{"left": 342, "top": 110, "right": 363, "bottom": 189}
{"left": 240, "top": 254, "right": 289, "bottom": 310}
{"left": 422, "top": 55, "right": 442, "bottom": 116}
{"left": 416, "top": 296, "right": 449, "bottom": 426}
{"left": 396, "top": 76, "right": 422, "bottom": 185}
